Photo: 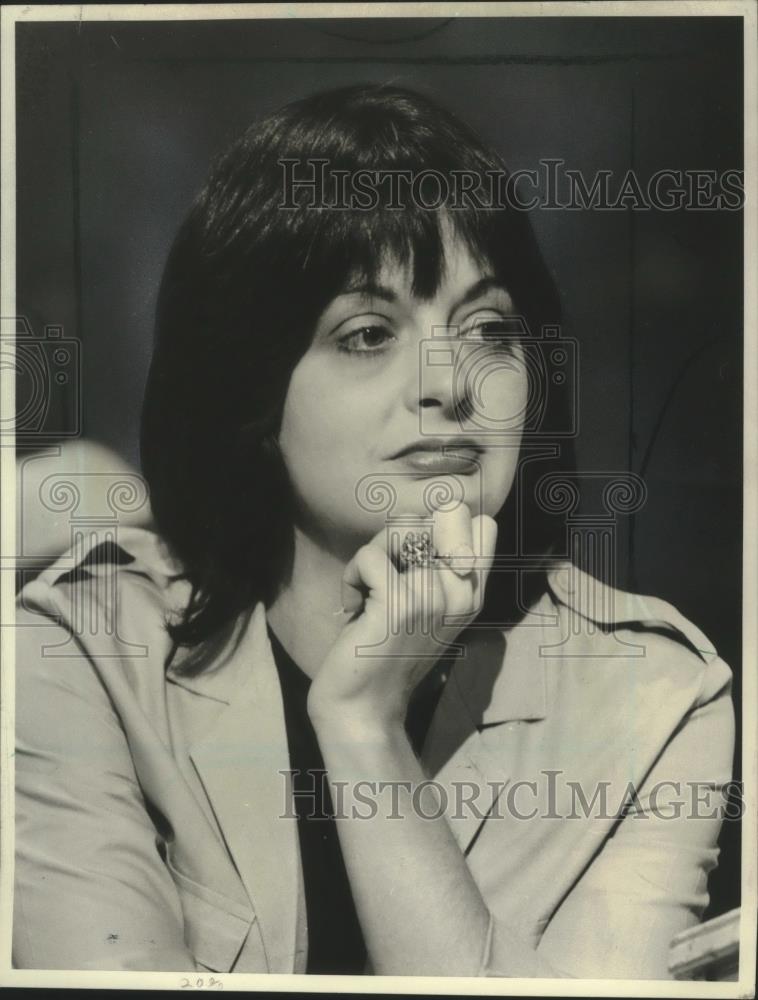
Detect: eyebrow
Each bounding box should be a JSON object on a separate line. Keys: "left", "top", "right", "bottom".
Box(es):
{"left": 339, "top": 276, "right": 512, "bottom": 310}
{"left": 341, "top": 280, "right": 397, "bottom": 303}
{"left": 454, "top": 277, "right": 512, "bottom": 311}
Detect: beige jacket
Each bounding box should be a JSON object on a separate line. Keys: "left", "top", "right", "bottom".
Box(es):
{"left": 13, "top": 527, "right": 734, "bottom": 978}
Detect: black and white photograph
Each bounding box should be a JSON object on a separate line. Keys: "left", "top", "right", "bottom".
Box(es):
{"left": 1, "top": 2, "right": 755, "bottom": 993}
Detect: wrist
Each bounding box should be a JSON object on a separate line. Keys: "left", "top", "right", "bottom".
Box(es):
{"left": 308, "top": 697, "right": 406, "bottom": 746}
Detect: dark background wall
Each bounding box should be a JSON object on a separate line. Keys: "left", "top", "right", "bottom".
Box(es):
{"left": 15, "top": 15, "right": 743, "bottom": 918}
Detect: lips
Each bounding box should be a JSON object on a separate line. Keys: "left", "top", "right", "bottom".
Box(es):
{"left": 397, "top": 450, "right": 481, "bottom": 474}
{"left": 391, "top": 438, "right": 484, "bottom": 475}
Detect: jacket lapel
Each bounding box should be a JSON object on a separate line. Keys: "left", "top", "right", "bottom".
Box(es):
{"left": 420, "top": 601, "right": 550, "bottom": 854}
{"left": 421, "top": 669, "right": 507, "bottom": 853}
{"left": 168, "top": 603, "right": 301, "bottom": 973}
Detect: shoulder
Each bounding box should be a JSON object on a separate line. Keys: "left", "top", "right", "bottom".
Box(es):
{"left": 542, "top": 562, "right": 732, "bottom": 706}
{"left": 18, "top": 526, "right": 191, "bottom": 631}
{"left": 15, "top": 528, "right": 193, "bottom": 702}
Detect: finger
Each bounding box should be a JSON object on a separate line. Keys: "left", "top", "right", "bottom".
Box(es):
{"left": 430, "top": 505, "right": 476, "bottom": 619}
{"left": 342, "top": 519, "right": 411, "bottom": 613}
{"left": 434, "top": 505, "right": 477, "bottom": 580}
{"left": 400, "top": 558, "right": 446, "bottom": 635}
{"left": 470, "top": 514, "right": 498, "bottom": 606}
{"left": 344, "top": 534, "right": 445, "bottom": 636}
{"left": 341, "top": 540, "right": 397, "bottom": 615}
{"left": 471, "top": 513, "right": 498, "bottom": 558}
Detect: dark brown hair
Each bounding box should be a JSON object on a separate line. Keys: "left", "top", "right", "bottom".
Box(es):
{"left": 140, "top": 82, "right": 574, "bottom": 673}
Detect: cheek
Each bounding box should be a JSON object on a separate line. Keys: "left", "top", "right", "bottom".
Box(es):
{"left": 277, "top": 371, "right": 318, "bottom": 486}
{"left": 277, "top": 361, "right": 373, "bottom": 477}
{"left": 473, "top": 364, "right": 526, "bottom": 515}
{"left": 280, "top": 364, "right": 336, "bottom": 449}
{"left": 472, "top": 363, "right": 529, "bottom": 431}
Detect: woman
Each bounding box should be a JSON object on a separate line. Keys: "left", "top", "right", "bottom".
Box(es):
{"left": 13, "top": 84, "right": 734, "bottom": 979}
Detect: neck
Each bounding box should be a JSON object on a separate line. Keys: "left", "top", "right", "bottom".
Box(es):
{"left": 265, "top": 524, "right": 357, "bottom": 680}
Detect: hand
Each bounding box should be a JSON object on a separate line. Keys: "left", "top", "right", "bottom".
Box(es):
{"left": 307, "top": 505, "right": 498, "bottom": 736}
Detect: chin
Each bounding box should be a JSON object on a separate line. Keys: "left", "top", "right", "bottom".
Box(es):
{"left": 396, "top": 477, "right": 504, "bottom": 521}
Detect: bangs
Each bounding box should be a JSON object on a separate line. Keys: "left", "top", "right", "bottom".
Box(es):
{"left": 193, "top": 83, "right": 559, "bottom": 334}
{"left": 293, "top": 204, "right": 501, "bottom": 308}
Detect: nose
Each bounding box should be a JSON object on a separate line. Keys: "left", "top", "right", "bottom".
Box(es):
{"left": 404, "top": 331, "right": 475, "bottom": 424}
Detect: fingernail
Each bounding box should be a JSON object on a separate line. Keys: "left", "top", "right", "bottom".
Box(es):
{"left": 453, "top": 542, "right": 475, "bottom": 559}
{"left": 449, "top": 543, "right": 476, "bottom": 577}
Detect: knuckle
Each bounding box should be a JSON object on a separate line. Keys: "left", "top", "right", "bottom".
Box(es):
{"left": 360, "top": 542, "right": 387, "bottom": 572}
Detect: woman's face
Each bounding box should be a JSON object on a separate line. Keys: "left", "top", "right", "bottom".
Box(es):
{"left": 277, "top": 226, "right": 529, "bottom": 555}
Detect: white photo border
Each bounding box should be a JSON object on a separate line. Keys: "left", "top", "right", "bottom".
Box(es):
{"left": 1, "top": 3, "right": 755, "bottom": 996}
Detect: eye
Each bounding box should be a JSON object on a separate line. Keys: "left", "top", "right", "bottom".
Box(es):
{"left": 337, "top": 325, "right": 394, "bottom": 357}
{"left": 462, "top": 314, "right": 522, "bottom": 351}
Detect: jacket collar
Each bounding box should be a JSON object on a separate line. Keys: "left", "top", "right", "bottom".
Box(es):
{"left": 165, "top": 606, "right": 257, "bottom": 704}
{"left": 545, "top": 561, "right": 717, "bottom": 662}
{"left": 166, "top": 589, "right": 554, "bottom": 724}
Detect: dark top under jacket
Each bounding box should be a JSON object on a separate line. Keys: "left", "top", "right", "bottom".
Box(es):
{"left": 266, "top": 623, "right": 450, "bottom": 974}
{"left": 267, "top": 624, "right": 367, "bottom": 974}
